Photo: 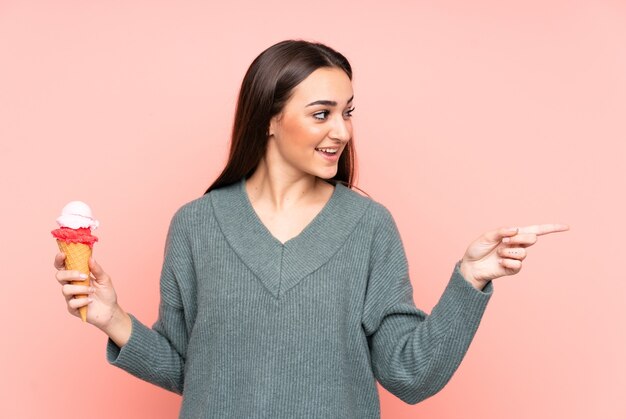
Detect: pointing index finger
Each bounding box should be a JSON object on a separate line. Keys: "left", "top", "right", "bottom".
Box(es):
{"left": 517, "top": 224, "right": 570, "bottom": 236}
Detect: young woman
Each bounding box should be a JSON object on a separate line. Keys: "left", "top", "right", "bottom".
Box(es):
{"left": 54, "top": 39, "right": 568, "bottom": 418}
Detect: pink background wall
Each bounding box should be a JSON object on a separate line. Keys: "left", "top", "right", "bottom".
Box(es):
{"left": 2, "top": 0, "right": 624, "bottom": 417}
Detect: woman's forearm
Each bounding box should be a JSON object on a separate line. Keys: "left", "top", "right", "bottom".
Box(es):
{"left": 100, "top": 304, "right": 132, "bottom": 348}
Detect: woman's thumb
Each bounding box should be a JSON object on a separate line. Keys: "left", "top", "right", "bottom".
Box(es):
{"left": 89, "top": 257, "right": 109, "bottom": 283}
{"left": 485, "top": 226, "right": 518, "bottom": 244}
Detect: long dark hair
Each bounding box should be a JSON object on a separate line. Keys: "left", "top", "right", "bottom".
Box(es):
{"left": 204, "top": 39, "right": 366, "bottom": 196}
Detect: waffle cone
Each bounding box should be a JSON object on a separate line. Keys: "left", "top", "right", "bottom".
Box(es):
{"left": 57, "top": 240, "right": 92, "bottom": 322}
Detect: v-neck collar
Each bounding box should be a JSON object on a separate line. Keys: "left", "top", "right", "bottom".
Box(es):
{"left": 210, "top": 177, "right": 372, "bottom": 299}
{"left": 239, "top": 177, "right": 340, "bottom": 247}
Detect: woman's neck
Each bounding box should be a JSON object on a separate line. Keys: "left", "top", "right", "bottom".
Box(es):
{"left": 245, "top": 160, "right": 327, "bottom": 212}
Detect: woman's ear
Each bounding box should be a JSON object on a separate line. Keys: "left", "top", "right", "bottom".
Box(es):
{"left": 268, "top": 113, "right": 283, "bottom": 137}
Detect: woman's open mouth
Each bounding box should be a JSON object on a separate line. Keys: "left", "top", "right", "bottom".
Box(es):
{"left": 315, "top": 147, "right": 340, "bottom": 161}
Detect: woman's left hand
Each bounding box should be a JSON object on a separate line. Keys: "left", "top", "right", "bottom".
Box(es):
{"left": 459, "top": 224, "right": 570, "bottom": 290}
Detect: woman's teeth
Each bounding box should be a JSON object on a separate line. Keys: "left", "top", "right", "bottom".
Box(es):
{"left": 315, "top": 148, "right": 337, "bottom": 154}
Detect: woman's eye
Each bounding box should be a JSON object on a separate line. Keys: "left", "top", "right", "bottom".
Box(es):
{"left": 313, "top": 111, "right": 329, "bottom": 120}
{"left": 313, "top": 107, "right": 355, "bottom": 121}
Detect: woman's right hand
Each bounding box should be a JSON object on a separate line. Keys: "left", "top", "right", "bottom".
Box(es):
{"left": 54, "top": 254, "right": 129, "bottom": 342}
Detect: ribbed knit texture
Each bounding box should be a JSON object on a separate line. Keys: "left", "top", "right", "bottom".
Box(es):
{"left": 106, "top": 177, "right": 493, "bottom": 418}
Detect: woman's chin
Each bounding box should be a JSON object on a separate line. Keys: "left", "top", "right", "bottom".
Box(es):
{"left": 311, "top": 166, "right": 338, "bottom": 179}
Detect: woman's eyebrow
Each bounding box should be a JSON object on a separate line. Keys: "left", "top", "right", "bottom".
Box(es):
{"left": 305, "top": 95, "right": 354, "bottom": 107}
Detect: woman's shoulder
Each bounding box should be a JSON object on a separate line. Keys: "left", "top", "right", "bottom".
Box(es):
{"left": 337, "top": 182, "right": 396, "bottom": 230}
{"left": 167, "top": 192, "right": 217, "bottom": 230}
{"left": 169, "top": 180, "right": 244, "bottom": 226}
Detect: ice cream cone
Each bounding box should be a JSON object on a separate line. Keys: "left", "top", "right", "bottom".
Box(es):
{"left": 52, "top": 201, "right": 99, "bottom": 322}
{"left": 57, "top": 240, "right": 91, "bottom": 322}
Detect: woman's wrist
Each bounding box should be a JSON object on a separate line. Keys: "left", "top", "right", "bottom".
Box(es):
{"left": 459, "top": 259, "right": 488, "bottom": 291}
{"left": 99, "top": 304, "right": 132, "bottom": 348}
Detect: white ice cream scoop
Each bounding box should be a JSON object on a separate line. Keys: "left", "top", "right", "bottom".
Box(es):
{"left": 56, "top": 201, "right": 100, "bottom": 230}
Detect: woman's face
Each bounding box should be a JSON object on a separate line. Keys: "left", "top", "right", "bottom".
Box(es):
{"left": 267, "top": 67, "right": 354, "bottom": 180}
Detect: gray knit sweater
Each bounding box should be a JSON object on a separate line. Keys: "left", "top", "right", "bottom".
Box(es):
{"left": 106, "top": 177, "right": 493, "bottom": 418}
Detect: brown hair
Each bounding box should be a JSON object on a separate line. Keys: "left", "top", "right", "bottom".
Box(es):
{"left": 204, "top": 39, "right": 367, "bottom": 196}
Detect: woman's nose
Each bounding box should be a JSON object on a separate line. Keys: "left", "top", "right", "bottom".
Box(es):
{"left": 329, "top": 115, "right": 352, "bottom": 142}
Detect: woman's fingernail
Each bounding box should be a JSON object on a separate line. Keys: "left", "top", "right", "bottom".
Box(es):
{"left": 79, "top": 273, "right": 88, "bottom": 279}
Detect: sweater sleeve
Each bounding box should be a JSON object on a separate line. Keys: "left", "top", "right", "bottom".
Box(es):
{"left": 362, "top": 205, "right": 493, "bottom": 405}
{"left": 105, "top": 209, "right": 193, "bottom": 395}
